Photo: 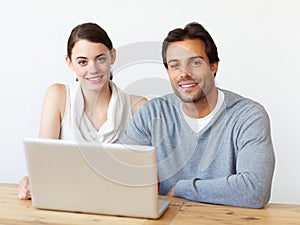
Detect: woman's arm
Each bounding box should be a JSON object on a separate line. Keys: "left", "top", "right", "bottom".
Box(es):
{"left": 130, "top": 95, "right": 147, "bottom": 114}
{"left": 18, "top": 83, "right": 66, "bottom": 199}
{"left": 39, "top": 83, "right": 66, "bottom": 138}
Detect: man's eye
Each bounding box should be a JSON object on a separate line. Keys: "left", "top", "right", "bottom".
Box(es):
{"left": 191, "top": 60, "right": 202, "bottom": 67}
{"left": 169, "top": 63, "right": 180, "bottom": 70}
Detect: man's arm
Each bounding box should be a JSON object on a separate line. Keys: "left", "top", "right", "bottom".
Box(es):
{"left": 121, "top": 102, "right": 152, "bottom": 146}
{"left": 173, "top": 107, "right": 275, "bottom": 208}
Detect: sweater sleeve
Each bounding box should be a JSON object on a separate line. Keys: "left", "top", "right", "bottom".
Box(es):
{"left": 174, "top": 105, "right": 275, "bottom": 208}
{"left": 120, "top": 102, "right": 152, "bottom": 146}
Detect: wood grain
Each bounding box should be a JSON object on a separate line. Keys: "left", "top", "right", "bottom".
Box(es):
{"left": 0, "top": 184, "right": 299, "bottom": 225}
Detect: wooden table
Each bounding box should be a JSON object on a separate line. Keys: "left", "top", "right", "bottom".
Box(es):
{"left": 0, "top": 184, "right": 299, "bottom": 224}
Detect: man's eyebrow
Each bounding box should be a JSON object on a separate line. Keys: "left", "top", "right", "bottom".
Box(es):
{"left": 167, "top": 59, "right": 179, "bottom": 64}
{"left": 188, "top": 56, "right": 204, "bottom": 61}
{"left": 167, "top": 56, "right": 203, "bottom": 64}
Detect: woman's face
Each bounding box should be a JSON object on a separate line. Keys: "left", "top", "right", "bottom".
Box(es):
{"left": 67, "top": 39, "right": 116, "bottom": 92}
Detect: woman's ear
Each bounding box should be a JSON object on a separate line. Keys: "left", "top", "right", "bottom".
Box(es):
{"left": 66, "top": 56, "right": 74, "bottom": 71}
{"left": 110, "top": 48, "right": 116, "bottom": 65}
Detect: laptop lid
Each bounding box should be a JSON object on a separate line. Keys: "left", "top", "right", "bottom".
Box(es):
{"left": 23, "top": 138, "right": 169, "bottom": 219}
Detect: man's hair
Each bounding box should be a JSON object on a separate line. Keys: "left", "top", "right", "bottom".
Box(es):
{"left": 162, "top": 22, "right": 220, "bottom": 70}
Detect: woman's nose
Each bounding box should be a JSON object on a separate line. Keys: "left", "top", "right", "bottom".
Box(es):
{"left": 88, "top": 61, "right": 99, "bottom": 74}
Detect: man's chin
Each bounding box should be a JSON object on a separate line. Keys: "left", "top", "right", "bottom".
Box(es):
{"left": 180, "top": 97, "right": 196, "bottom": 103}
{"left": 172, "top": 87, "right": 205, "bottom": 103}
{"left": 177, "top": 94, "right": 202, "bottom": 103}
{"left": 175, "top": 92, "right": 204, "bottom": 103}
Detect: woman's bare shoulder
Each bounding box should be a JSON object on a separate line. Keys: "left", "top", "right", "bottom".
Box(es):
{"left": 43, "top": 83, "right": 67, "bottom": 115}
{"left": 129, "top": 95, "right": 148, "bottom": 114}
{"left": 46, "top": 83, "right": 66, "bottom": 96}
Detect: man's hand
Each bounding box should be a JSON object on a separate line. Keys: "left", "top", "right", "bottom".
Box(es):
{"left": 18, "top": 176, "right": 31, "bottom": 200}
{"left": 167, "top": 185, "right": 176, "bottom": 196}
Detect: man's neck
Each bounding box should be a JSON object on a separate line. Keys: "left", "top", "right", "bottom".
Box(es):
{"left": 182, "top": 88, "right": 218, "bottom": 119}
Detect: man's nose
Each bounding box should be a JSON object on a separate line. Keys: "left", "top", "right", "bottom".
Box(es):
{"left": 179, "top": 64, "right": 192, "bottom": 78}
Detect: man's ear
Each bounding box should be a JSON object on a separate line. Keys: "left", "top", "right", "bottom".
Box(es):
{"left": 110, "top": 48, "right": 116, "bottom": 64}
{"left": 210, "top": 61, "right": 219, "bottom": 76}
{"left": 66, "top": 56, "right": 74, "bottom": 71}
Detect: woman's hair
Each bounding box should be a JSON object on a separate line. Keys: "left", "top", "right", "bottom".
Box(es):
{"left": 162, "top": 22, "right": 219, "bottom": 76}
{"left": 67, "top": 22, "right": 113, "bottom": 58}
{"left": 67, "top": 22, "right": 114, "bottom": 80}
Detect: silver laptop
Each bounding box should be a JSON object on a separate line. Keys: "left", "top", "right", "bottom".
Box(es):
{"left": 23, "top": 138, "right": 169, "bottom": 219}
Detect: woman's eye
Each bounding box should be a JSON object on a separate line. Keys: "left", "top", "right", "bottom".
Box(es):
{"left": 97, "top": 56, "right": 106, "bottom": 63}
{"left": 78, "top": 60, "right": 87, "bottom": 66}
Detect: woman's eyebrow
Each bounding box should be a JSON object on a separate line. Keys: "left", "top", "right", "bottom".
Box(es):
{"left": 76, "top": 56, "right": 87, "bottom": 60}
{"left": 95, "top": 53, "right": 107, "bottom": 58}
{"left": 76, "top": 53, "right": 106, "bottom": 61}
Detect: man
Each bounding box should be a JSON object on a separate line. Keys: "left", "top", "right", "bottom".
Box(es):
{"left": 121, "top": 22, "right": 275, "bottom": 208}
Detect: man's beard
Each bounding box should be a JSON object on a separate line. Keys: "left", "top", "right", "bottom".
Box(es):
{"left": 172, "top": 85, "right": 207, "bottom": 103}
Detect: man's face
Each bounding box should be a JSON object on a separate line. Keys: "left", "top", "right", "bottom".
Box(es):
{"left": 166, "top": 39, "right": 218, "bottom": 103}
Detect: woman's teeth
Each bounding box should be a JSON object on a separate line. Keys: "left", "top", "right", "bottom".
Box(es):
{"left": 88, "top": 77, "right": 100, "bottom": 81}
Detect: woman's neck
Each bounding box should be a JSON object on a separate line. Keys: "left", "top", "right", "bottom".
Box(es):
{"left": 82, "top": 82, "right": 112, "bottom": 130}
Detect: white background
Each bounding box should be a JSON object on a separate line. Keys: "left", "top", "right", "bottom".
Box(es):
{"left": 0, "top": 0, "right": 299, "bottom": 204}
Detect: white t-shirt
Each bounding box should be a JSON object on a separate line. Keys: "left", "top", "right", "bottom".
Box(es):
{"left": 182, "top": 89, "right": 224, "bottom": 133}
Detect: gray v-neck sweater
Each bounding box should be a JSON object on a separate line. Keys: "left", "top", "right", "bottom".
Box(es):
{"left": 122, "top": 89, "right": 275, "bottom": 208}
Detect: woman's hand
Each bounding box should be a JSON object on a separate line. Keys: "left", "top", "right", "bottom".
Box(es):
{"left": 18, "top": 176, "right": 31, "bottom": 200}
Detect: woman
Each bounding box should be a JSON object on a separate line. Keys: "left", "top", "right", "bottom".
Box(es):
{"left": 18, "top": 22, "right": 147, "bottom": 199}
